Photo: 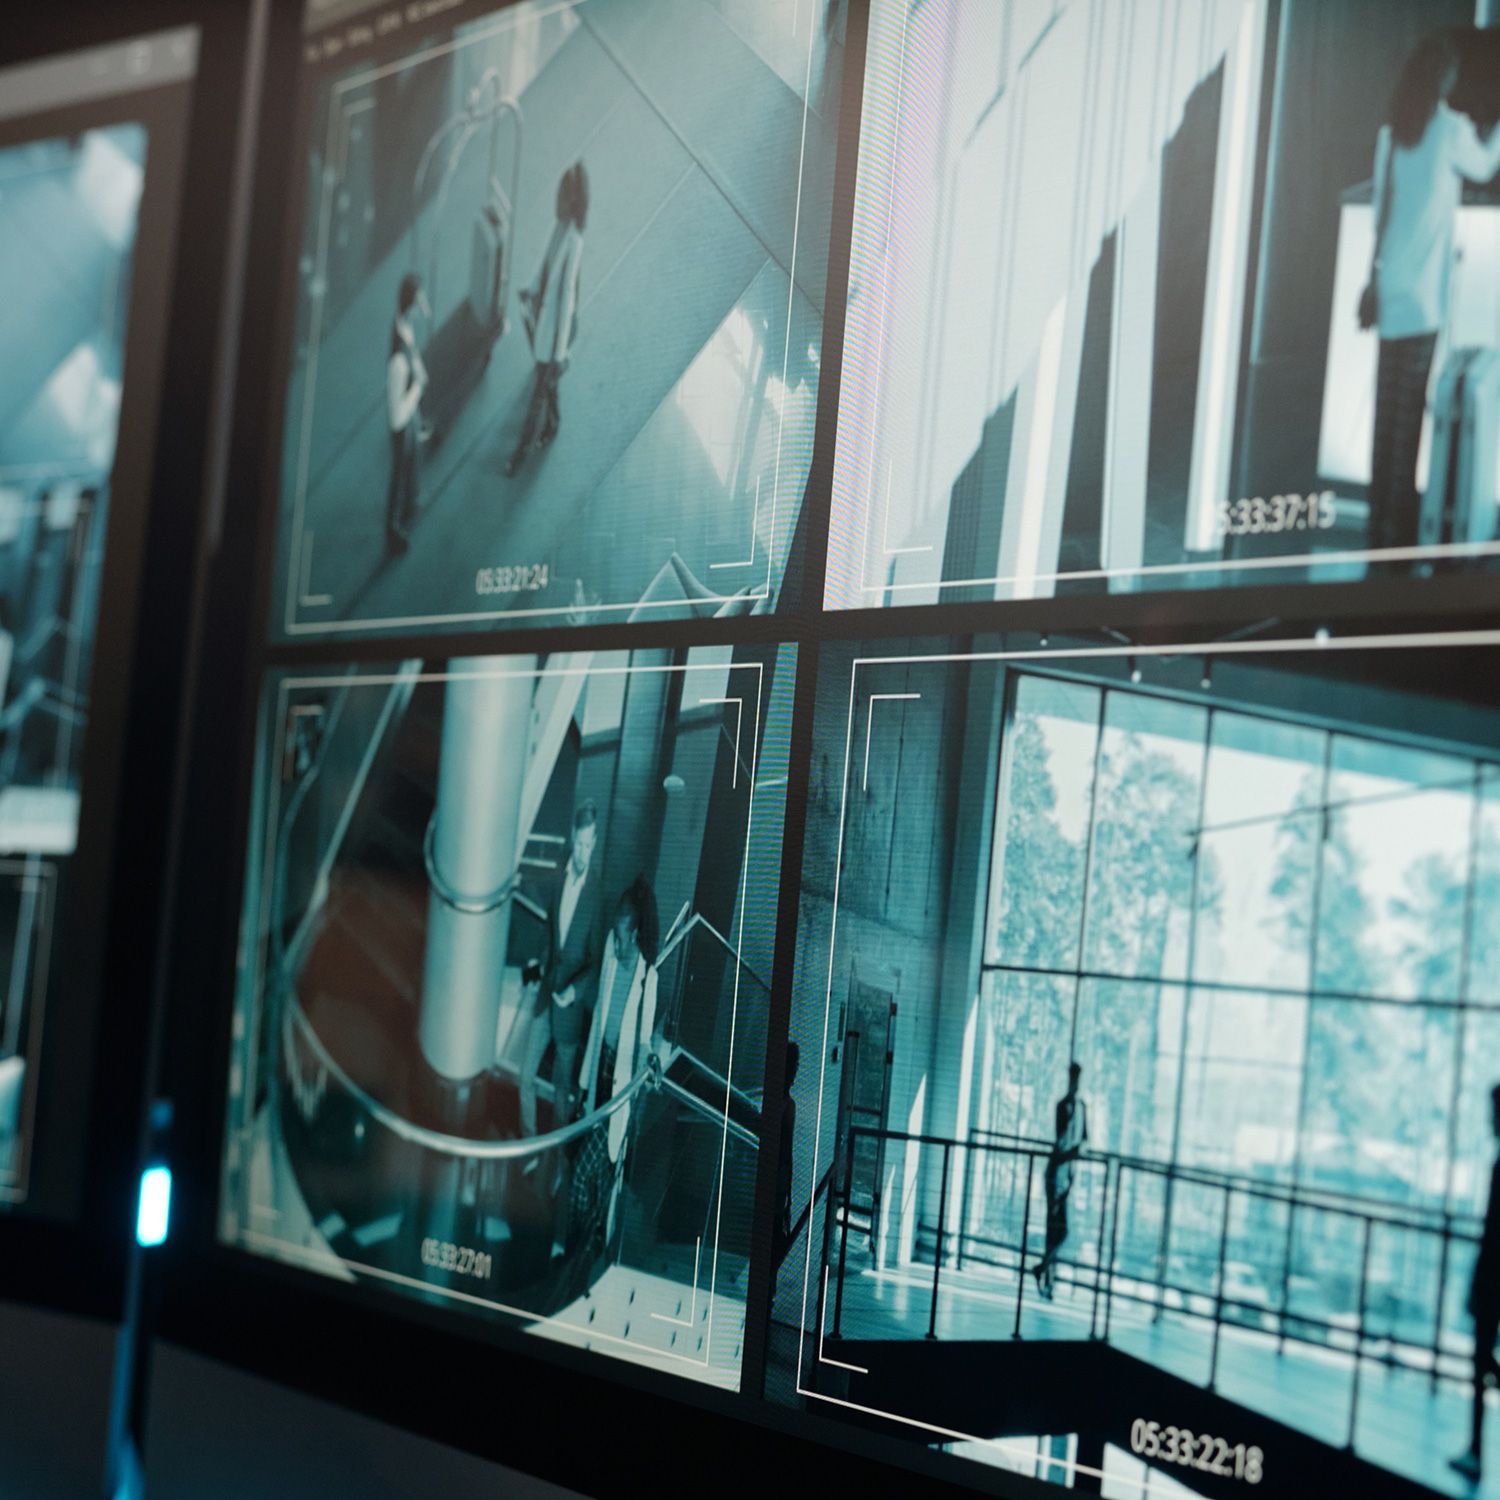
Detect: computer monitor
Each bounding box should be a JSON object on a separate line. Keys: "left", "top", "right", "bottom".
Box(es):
{"left": 155, "top": 3, "right": 1500, "bottom": 1499}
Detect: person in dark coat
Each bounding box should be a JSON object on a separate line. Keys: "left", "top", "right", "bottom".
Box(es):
{"left": 1032, "top": 1062, "right": 1087, "bottom": 1301}
{"left": 1453, "top": 1083, "right": 1500, "bottom": 1483}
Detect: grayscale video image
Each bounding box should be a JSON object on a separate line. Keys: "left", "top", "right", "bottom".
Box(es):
{"left": 767, "top": 632, "right": 1500, "bottom": 1499}
{"left": 0, "top": 122, "right": 146, "bottom": 1203}
{"left": 220, "top": 645, "right": 794, "bottom": 1390}
{"left": 274, "top": 0, "right": 844, "bottom": 639}
{"left": 825, "top": 2, "right": 1500, "bottom": 610}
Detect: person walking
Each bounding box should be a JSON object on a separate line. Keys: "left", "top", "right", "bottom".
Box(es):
{"left": 1452, "top": 1083, "right": 1500, "bottom": 1484}
{"left": 386, "top": 272, "right": 429, "bottom": 553}
{"left": 1032, "top": 1062, "right": 1088, "bottom": 1301}
{"left": 508, "top": 161, "right": 587, "bottom": 477}
{"left": 1361, "top": 32, "right": 1500, "bottom": 558}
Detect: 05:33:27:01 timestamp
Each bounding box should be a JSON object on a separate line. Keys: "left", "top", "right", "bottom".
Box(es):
{"left": 1130, "top": 1419, "right": 1263, "bottom": 1483}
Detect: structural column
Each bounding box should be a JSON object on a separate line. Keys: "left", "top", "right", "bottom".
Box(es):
{"left": 419, "top": 654, "right": 536, "bottom": 1085}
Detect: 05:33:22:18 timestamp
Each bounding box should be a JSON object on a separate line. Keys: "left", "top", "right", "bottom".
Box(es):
{"left": 1130, "top": 1418, "right": 1263, "bottom": 1483}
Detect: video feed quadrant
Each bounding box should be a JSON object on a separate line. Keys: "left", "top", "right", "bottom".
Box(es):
{"left": 768, "top": 629, "right": 1500, "bottom": 1500}
{"left": 825, "top": 1, "right": 1500, "bottom": 611}
{"left": 277, "top": 0, "right": 845, "bottom": 638}
{"left": 221, "top": 645, "right": 796, "bottom": 1391}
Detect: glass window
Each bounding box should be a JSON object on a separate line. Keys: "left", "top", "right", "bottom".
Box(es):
{"left": 990, "top": 674, "right": 1100, "bottom": 970}
{"left": 1071, "top": 977, "right": 1180, "bottom": 1163}
{"left": 967, "top": 970, "right": 1073, "bottom": 1255}
{"left": 972, "top": 969, "right": 1074, "bottom": 1148}
{"left": 1193, "top": 712, "right": 1326, "bottom": 993}
{"left": 973, "top": 668, "right": 1500, "bottom": 1379}
{"left": 1316, "top": 736, "right": 1473, "bottom": 1003}
{"left": 1467, "top": 768, "right": 1500, "bottom": 1007}
{"left": 1081, "top": 693, "right": 1206, "bottom": 981}
{"left": 1300, "top": 999, "right": 1456, "bottom": 1209}
{"left": 1178, "top": 988, "right": 1304, "bottom": 1184}
{"left": 1452, "top": 1009, "right": 1500, "bottom": 1220}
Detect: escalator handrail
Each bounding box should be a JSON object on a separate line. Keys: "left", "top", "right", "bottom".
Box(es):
{"left": 286, "top": 998, "right": 760, "bottom": 1164}
{"left": 287, "top": 992, "right": 662, "bottom": 1161}
{"left": 673, "top": 1043, "right": 760, "bottom": 1119}
{"left": 657, "top": 1072, "right": 758, "bottom": 1148}
{"left": 657, "top": 910, "right": 772, "bottom": 997}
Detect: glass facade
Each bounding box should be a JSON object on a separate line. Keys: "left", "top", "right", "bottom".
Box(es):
{"left": 969, "top": 668, "right": 1500, "bottom": 1367}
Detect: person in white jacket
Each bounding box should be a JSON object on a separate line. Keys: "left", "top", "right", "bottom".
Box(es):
{"left": 579, "top": 876, "right": 666, "bottom": 1167}
{"left": 1362, "top": 32, "right": 1500, "bottom": 555}
{"left": 564, "top": 875, "right": 667, "bottom": 1251}
{"left": 508, "top": 161, "right": 586, "bottom": 477}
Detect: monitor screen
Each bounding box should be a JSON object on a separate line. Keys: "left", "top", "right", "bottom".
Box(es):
{"left": 188, "top": 1, "right": 1500, "bottom": 1496}
{"left": 765, "top": 626, "right": 1500, "bottom": 1499}
{"left": 262, "top": 0, "right": 842, "bottom": 641}
{"left": 219, "top": 643, "right": 793, "bottom": 1391}
{"left": 823, "top": 0, "right": 1500, "bottom": 609}
{"left": 0, "top": 25, "right": 197, "bottom": 1216}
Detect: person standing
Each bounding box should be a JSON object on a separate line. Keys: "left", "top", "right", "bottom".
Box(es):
{"left": 508, "top": 161, "right": 587, "bottom": 477}
{"left": 532, "top": 801, "right": 603, "bottom": 1135}
{"left": 1032, "top": 1061, "right": 1087, "bottom": 1302}
{"left": 573, "top": 876, "right": 664, "bottom": 1251}
{"left": 1452, "top": 1083, "right": 1500, "bottom": 1484}
{"left": 578, "top": 877, "right": 663, "bottom": 1156}
{"left": 1361, "top": 32, "right": 1500, "bottom": 558}
{"left": 386, "top": 272, "right": 429, "bottom": 554}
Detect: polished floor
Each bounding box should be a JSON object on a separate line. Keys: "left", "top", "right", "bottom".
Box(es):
{"left": 830, "top": 1256, "right": 1499, "bottom": 1498}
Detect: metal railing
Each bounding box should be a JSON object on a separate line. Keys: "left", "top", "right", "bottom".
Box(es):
{"left": 826, "top": 1124, "right": 1486, "bottom": 1447}
{"left": 285, "top": 989, "right": 659, "bottom": 1162}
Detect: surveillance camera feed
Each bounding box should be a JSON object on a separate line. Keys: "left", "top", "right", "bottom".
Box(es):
{"left": 0, "top": 119, "right": 149, "bottom": 1205}
{"left": 824, "top": 0, "right": 1500, "bottom": 610}
{"left": 220, "top": 644, "right": 794, "bottom": 1390}
{"left": 765, "top": 631, "right": 1500, "bottom": 1499}
{"left": 272, "top": 0, "right": 844, "bottom": 640}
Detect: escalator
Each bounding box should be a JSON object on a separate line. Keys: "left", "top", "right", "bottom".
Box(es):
{"left": 261, "top": 671, "right": 766, "bottom": 1327}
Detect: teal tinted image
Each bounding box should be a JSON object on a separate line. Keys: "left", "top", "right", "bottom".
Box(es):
{"left": 222, "top": 644, "right": 796, "bottom": 1392}
{"left": 275, "top": 0, "right": 843, "bottom": 639}
{"left": 771, "top": 634, "right": 1500, "bottom": 1499}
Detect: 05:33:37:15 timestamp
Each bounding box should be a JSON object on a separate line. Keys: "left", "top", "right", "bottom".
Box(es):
{"left": 1215, "top": 491, "right": 1336, "bottom": 538}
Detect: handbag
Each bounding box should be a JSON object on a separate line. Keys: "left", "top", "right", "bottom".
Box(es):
{"left": 1359, "top": 132, "right": 1396, "bottom": 332}
{"left": 568, "top": 1123, "right": 612, "bottom": 1250}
